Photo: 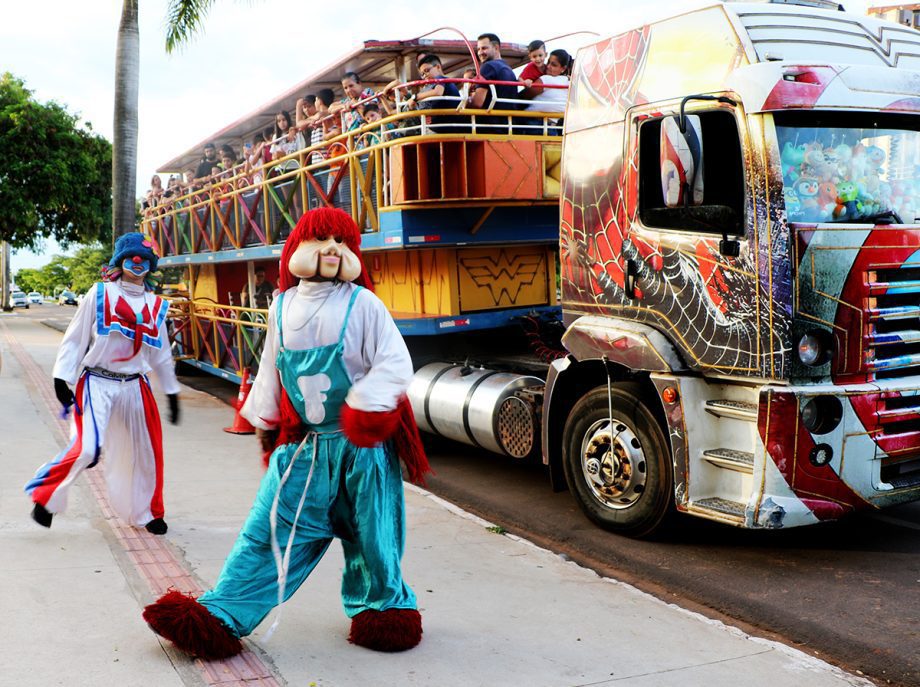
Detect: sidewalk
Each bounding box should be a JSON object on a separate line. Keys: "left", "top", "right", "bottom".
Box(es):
{"left": 1, "top": 314, "right": 873, "bottom": 687}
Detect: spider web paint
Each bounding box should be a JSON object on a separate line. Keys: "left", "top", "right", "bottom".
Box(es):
{"left": 562, "top": 33, "right": 791, "bottom": 376}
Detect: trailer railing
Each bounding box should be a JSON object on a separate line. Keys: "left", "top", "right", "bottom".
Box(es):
{"left": 143, "top": 101, "right": 565, "bottom": 258}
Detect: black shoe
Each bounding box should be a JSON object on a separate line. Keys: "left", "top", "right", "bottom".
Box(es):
{"left": 145, "top": 518, "right": 168, "bottom": 535}
{"left": 31, "top": 503, "right": 53, "bottom": 528}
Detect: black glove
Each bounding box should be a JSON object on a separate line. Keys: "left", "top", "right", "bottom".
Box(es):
{"left": 168, "top": 394, "right": 180, "bottom": 424}
{"left": 54, "top": 378, "right": 75, "bottom": 409}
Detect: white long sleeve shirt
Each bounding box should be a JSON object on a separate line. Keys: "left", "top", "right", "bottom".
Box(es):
{"left": 52, "top": 281, "right": 181, "bottom": 395}
{"left": 240, "top": 280, "right": 413, "bottom": 430}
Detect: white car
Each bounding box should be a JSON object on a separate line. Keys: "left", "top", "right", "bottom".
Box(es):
{"left": 27, "top": 292, "right": 43, "bottom": 305}
{"left": 9, "top": 291, "right": 29, "bottom": 309}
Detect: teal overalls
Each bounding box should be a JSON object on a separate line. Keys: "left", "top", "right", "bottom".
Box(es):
{"left": 199, "top": 286, "right": 417, "bottom": 638}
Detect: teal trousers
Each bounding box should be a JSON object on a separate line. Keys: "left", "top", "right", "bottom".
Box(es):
{"left": 199, "top": 433, "right": 417, "bottom": 637}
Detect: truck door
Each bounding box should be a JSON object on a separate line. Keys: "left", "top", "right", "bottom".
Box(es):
{"left": 626, "top": 103, "right": 765, "bottom": 377}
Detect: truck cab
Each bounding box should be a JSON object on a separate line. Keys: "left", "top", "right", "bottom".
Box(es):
{"left": 546, "top": 1, "right": 920, "bottom": 535}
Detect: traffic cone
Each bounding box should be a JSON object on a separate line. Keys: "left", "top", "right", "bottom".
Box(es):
{"left": 223, "top": 368, "right": 255, "bottom": 434}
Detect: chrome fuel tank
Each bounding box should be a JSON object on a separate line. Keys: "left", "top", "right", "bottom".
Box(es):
{"left": 408, "top": 362, "right": 543, "bottom": 457}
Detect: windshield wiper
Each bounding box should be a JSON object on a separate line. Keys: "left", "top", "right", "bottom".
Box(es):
{"left": 826, "top": 210, "right": 903, "bottom": 225}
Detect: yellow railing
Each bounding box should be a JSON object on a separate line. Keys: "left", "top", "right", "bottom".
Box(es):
{"left": 142, "top": 107, "right": 563, "bottom": 258}
{"left": 168, "top": 298, "right": 269, "bottom": 378}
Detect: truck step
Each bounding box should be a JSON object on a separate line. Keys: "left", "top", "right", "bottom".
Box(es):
{"left": 704, "top": 399, "right": 758, "bottom": 422}
{"left": 702, "top": 448, "right": 755, "bottom": 473}
{"left": 693, "top": 497, "right": 747, "bottom": 519}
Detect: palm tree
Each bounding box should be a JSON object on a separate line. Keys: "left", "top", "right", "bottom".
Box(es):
{"left": 111, "top": 0, "right": 219, "bottom": 239}
{"left": 112, "top": 0, "right": 139, "bottom": 239}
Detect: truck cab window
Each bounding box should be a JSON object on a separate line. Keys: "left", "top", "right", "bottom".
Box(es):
{"left": 638, "top": 110, "right": 744, "bottom": 234}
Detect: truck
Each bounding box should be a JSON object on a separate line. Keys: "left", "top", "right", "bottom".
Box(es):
{"left": 143, "top": 1, "right": 920, "bottom": 537}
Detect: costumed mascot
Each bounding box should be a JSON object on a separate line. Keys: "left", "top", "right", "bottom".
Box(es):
{"left": 26, "top": 232, "right": 180, "bottom": 534}
{"left": 143, "top": 208, "right": 430, "bottom": 659}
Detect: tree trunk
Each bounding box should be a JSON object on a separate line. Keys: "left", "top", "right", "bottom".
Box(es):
{"left": 1, "top": 241, "right": 10, "bottom": 312}
{"left": 112, "top": 0, "right": 140, "bottom": 242}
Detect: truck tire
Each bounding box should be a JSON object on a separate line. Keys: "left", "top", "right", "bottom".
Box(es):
{"left": 562, "top": 383, "right": 673, "bottom": 538}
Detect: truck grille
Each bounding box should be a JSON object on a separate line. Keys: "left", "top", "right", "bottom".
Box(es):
{"left": 878, "top": 391, "right": 920, "bottom": 489}
{"left": 866, "top": 266, "right": 920, "bottom": 379}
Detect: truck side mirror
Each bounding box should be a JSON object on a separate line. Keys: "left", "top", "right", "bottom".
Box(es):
{"left": 660, "top": 115, "right": 704, "bottom": 208}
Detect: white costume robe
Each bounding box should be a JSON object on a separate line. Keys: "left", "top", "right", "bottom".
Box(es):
{"left": 26, "top": 280, "right": 180, "bottom": 526}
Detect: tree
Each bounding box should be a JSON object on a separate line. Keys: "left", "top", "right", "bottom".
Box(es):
{"left": 66, "top": 244, "right": 110, "bottom": 294}
{"left": 15, "top": 256, "right": 71, "bottom": 296}
{"left": 112, "top": 0, "right": 139, "bottom": 238}
{"left": 0, "top": 73, "right": 112, "bottom": 250}
{"left": 14, "top": 268, "right": 43, "bottom": 294}
{"left": 112, "top": 0, "right": 218, "bottom": 239}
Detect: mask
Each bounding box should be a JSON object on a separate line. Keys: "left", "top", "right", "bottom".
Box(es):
{"left": 122, "top": 257, "right": 151, "bottom": 278}
{"left": 287, "top": 237, "right": 361, "bottom": 282}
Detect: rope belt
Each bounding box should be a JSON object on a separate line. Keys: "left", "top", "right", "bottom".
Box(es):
{"left": 265, "top": 427, "right": 344, "bottom": 640}
{"left": 85, "top": 367, "right": 142, "bottom": 382}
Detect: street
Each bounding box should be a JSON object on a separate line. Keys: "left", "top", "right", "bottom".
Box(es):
{"left": 3, "top": 305, "right": 916, "bottom": 687}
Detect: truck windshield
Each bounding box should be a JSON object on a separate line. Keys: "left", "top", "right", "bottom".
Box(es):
{"left": 775, "top": 111, "right": 920, "bottom": 224}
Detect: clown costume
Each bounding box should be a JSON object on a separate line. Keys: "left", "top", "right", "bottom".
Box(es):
{"left": 26, "top": 232, "right": 181, "bottom": 534}
{"left": 143, "top": 207, "right": 430, "bottom": 659}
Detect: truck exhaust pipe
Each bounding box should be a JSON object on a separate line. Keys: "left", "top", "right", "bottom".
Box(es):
{"left": 407, "top": 362, "right": 544, "bottom": 458}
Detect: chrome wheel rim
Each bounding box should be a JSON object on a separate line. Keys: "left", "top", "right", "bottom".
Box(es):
{"left": 580, "top": 418, "right": 647, "bottom": 509}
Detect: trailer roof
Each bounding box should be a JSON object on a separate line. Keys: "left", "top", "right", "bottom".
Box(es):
{"left": 156, "top": 37, "right": 529, "bottom": 173}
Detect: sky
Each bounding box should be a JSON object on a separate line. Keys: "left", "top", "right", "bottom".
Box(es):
{"left": 1, "top": 0, "right": 878, "bottom": 272}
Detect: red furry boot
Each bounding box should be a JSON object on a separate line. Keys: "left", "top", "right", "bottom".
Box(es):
{"left": 143, "top": 590, "right": 243, "bottom": 659}
{"left": 348, "top": 608, "right": 423, "bottom": 652}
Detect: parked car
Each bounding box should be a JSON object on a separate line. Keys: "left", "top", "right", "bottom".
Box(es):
{"left": 58, "top": 290, "right": 78, "bottom": 306}
{"left": 27, "top": 292, "right": 43, "bottom": 305}
{"left": 9, "top": 291, "right": 29, "bottom": 309}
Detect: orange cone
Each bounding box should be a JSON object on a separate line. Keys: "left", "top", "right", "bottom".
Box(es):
{"left": 223, "top": 368, "right": 256, "bottom": 434}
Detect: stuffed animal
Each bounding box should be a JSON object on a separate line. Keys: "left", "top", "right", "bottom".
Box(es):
{"left": 849, "top": 144, "right": 867, "bottom": 180}
{"left": 781, "top": 141, "right": 806, "bottom": 183}
{"left": 817, "top": 181, "right": 837, "bottom": 217}
{"left": 866, "top": 145, "right": 886, "bottom": 176}
{"left": 801, "top": 143, "right": 826, "bottom": 179}
{"left": 834, "top": 180, "right": 862, "bottom": 220}
{"left": 784, "top": 187, "right": 803, "bottom": 219}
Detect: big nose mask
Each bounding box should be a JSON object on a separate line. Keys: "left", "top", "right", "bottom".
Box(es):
{"left": 287, "top": 238, "right": 362, "bottom": 282}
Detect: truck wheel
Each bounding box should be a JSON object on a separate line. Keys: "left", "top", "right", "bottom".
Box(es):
{"left": 562, "top": 384, "right": 673, "bottom": 538}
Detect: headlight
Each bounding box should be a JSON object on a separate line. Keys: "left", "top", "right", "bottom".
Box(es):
{"left": 801, "top": 396, "right": 843, "bottom": 435}
{"left": 798, "top": 331, "right": 832, "bottom": 367}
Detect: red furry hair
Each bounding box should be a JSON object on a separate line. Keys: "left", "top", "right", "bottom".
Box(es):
{"left": 278, "top": 208, "right": 373, "bottom": 292}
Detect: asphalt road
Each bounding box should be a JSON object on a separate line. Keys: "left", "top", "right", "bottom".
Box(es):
{"left": 20, "top": 303, "right": 920, "bottom": 687}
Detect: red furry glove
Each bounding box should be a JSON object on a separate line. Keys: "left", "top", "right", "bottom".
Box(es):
{"left": 340, "top": 403, "right": 400, "bottom": 447}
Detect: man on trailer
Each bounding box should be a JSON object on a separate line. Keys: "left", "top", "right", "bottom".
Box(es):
{"left": 143, "top": 208, "right": 430, "bottom": 659}
{"left": 26, "top": 232, "right": 181, "bottom": 535}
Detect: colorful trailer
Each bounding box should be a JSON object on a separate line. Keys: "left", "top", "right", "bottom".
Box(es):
{"left": 144, "top": 2, "right": 920, "bottom": 537}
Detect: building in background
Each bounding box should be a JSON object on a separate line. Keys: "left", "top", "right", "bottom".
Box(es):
{"left": 868, "top": 3, "right": 920, "bottom": 27}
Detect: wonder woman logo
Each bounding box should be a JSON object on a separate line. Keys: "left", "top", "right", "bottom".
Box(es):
{"left": 459, "top": 252, "right": 546, "bottom": 306}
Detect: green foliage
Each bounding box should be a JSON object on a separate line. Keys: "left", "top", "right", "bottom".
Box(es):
{"left": 13, "top": 243, "right": 109, "bottom": 297}
{"left": 165, "top": 0, "right": 218, "bottom": 53}
{"left": 67, "top": 244, "right": 110, "bottom": 294}
{"left": 13, "top": 268, "right": 43, "bottom": 294}
{"left": 14, "top": 255, "right": 70, "bottom": 296}
{"left": 0, "top": 72, "right": 112, "bottom": 250}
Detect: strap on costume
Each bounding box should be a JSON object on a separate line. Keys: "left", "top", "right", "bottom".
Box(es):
{"left": 265, "top": 431, "right": 320, "bottom": 641}
{"left": 276, "top": 291, "right": 285, "bottom": 350}
{"left": 336, "top": 286, "right": 363, "bottom": 346}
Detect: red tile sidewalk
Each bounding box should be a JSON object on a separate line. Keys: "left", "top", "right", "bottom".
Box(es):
{"left": 2, "top": 319, "right": 281, "bottom": 686}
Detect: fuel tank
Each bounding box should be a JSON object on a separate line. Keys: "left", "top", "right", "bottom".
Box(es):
{"left": 408, "top": 362, "right": 544, "bottom": 458}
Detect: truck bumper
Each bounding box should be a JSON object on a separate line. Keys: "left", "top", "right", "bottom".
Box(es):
{"left": 758, "top": 377, "right": 920, "bottom": 519}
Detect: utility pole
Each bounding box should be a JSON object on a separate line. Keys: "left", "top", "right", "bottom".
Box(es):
{"left": 1, "top": 241, "right": 10, "bottom": 312}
